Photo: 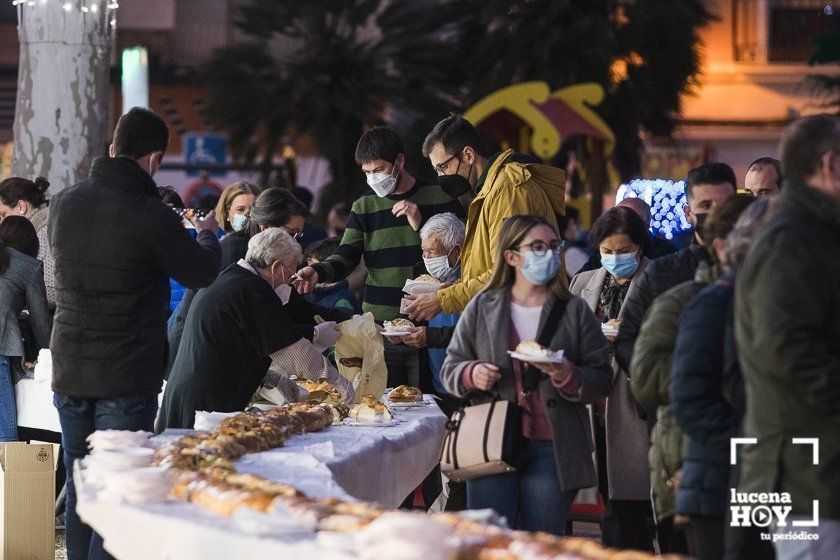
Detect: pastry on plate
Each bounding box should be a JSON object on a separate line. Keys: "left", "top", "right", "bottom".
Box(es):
{"left": 383, "top": 318, "right": 414, "bottom": 332}
{"left": 388, "top": 384, "right": 423, "bottom": 403}
{"left": 414, "top": 274, "right": 440, "bottom": 284}
{"left": 360, "top": 394, "right": 379, "bottom": 406}
{"left": 515, "top": 340, "right": 554, "bottom": 358}
{"left": 349, "top": 403, "right": 394, "bottom": 423}
{"left": 296, "top": 380, "right": 341, "bottom": 403}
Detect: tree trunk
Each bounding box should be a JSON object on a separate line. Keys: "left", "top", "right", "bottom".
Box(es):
{"left": 12, "top": 4, "right": 113, "bottom": 193}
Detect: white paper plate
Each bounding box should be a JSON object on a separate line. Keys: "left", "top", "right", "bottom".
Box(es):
{"left": 601, "top": 325, "right": 620, "bottom": 336}
{"left": 342, "top": 418, "right": 399, "bottom": 427}
{"left": 402, "top": 280, "right": 442, "bottom": 295}
{"left": 385, "top": 399, "right": 429, "bottom": 408}
{"left": 380, "top": 329, "right": 412, "bottom": 337}
{"left": 507, "top": 350, "right": 565, "bottom": 364}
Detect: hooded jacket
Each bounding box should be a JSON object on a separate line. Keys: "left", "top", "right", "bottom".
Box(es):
{"left": 437, "top": 150, "right": 566, "bottom": 314}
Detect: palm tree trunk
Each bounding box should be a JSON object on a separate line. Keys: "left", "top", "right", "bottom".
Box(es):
{"left": 12, "top": 4, "right": 113, "bottom": 192}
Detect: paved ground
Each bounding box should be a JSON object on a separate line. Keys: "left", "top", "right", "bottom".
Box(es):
{"left": 55, "top": 530, "right": 67, "bottom": 559}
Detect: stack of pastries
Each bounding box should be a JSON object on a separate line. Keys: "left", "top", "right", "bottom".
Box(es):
{"left": 170, "top": 469, "right": 681, "bottom": 560}
{"left": 154, "top": 402, "right": 348, "bottom": 471}
{"left": 153, "top": 399, "right": 676, "bottom": 560}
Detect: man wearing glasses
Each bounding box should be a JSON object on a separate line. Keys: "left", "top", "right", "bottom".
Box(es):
{"left": 405, "top": 115, "right": 566, "bottom": 322}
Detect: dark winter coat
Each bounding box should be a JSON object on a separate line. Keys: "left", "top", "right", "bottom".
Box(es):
{"left": 736, "top": 180, "right": 840, "bottom": 518}
{"left": 49, "top": 156, "right": 221, "bottom": 398}
{"left": 670, "top": 275, "right": 741, "bottom": 518}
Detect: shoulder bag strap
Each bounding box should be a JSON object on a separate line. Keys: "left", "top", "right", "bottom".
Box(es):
{"left": 521, "top": 296, "right": 570, "bottom": 392}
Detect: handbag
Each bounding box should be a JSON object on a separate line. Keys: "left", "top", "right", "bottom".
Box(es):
{"left": 439, "top": 296, "right": 569, "bottom": 482}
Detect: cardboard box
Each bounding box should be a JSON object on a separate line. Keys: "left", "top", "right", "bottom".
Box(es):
{"left": 0, "top": 442, "right": 59, "bottom": 560}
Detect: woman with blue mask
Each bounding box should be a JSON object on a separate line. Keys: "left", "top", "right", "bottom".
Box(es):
{"left": 440, "top": 215, "right": 612, "bottom": 535}
{"left": 215, "top": 181, "right": 262, "bottom": 235}
{"left": 569, "top": 206, "right": 655, "bottom": 552}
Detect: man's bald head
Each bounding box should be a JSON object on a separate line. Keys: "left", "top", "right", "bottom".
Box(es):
{"left": 618, "top": 197, "right": 652, "bottom": 226}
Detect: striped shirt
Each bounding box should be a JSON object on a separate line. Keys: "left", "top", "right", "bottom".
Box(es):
{"left": 311, "top": 180, "right": 465, "bottom": 321}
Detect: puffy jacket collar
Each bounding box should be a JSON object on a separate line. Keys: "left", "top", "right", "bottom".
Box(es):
{"left": 783, "top": 179, "right": 840, "bottom": 229}
{"left": 89, "top": 156, "right": 160, "bottom": 198}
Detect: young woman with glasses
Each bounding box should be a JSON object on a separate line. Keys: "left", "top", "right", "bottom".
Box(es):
{"left": 440, "top": 214, "right": 613, "bottom": 535}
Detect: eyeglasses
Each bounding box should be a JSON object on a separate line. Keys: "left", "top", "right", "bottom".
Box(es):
{"left": 513, "top": 239, "right": 562, "bottom": 257}
{"left": 433, "top": 154, "right": 458, "bottom": 175}
{"left": 283, "top": 227, "right": 303, "bottom": 240}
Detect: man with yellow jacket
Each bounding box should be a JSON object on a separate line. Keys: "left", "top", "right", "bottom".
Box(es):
{"left": 406, "top": 115, "right": 566, "bottom": 321}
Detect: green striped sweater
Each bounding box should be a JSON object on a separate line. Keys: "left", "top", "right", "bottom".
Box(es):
{"left": 311, "top": 180, "right": 465, "bottom": 321}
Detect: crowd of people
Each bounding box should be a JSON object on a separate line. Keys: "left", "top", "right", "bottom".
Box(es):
{"left": 0, "top": 105, "right": 836, "bottom": 560}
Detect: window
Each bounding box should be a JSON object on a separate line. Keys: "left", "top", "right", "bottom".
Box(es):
{"left": 769, "top": 0, "right": 840, "bottom": 62}
{"left": 734, "top": 0, "right": 759, "bottom": 62}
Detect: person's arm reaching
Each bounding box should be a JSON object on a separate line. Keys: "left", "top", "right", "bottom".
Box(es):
{"left": 436, "top": 181, "right": 547, "bottom": 315}
{"left": 304, "top": 210, "right": 365, "bottom": 289}
{"left": 151, "top": 205, "right": 221, "bottom": 289}
{"left": 269, "top": 339, "right": 354, "bottom": 404}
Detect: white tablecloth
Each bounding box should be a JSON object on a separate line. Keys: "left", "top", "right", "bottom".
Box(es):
{"left": 15, "top": 376, "right": 61, "bottom": 433}
{"left": 77, "top": 401, "right": 448, "bottom": 560}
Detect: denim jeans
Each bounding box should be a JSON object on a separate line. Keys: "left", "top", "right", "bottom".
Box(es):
{"left": 54, "top": 393, "right": 158, "bottom": 560}
{"left": 0, "top": 355, "right": 18, "bottom": 442}
{"left": 383, "top": 338, "right": 421, "bottom": 388}
{"left": 466, "top": 439, "right": 578, "bottom": 535}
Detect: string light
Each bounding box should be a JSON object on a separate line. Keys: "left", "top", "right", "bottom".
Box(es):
{"left": 616, "top": 179, "right": 691, "bottom": 240}
{"left": 9, "top": 0, "right": 119, "bottom": 12}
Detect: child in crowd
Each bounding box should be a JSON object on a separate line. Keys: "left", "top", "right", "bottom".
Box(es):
{"left": 303, "top": 237, "right": 361, "bottom": 314}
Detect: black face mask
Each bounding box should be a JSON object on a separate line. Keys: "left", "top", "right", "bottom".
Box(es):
{"left": 693, "top": 212, "right": 709, "bottom": 241}
{"left": 438, "top": 156, "right": 474, "bottom": 199}
{"left": 439, "top": 174, "right": 473, "bottom": 199}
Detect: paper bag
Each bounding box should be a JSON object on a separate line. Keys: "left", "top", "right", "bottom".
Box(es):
{"left": 334, "top": 313, "right": 387, "bottom": 404}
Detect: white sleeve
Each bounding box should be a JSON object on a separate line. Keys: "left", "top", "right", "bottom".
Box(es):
{"left": 269, "top": 339, "right": 355, "bottom": 404}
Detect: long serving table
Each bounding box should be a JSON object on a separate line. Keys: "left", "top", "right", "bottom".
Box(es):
{"left": 76, "top": 400, "right": 449, "bottom": 560}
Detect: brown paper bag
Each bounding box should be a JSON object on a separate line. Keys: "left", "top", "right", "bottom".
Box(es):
{"left": 334, "top": 313, "right": 387, "bottom": 404}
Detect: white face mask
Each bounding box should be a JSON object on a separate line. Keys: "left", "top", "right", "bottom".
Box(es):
{"left": 366, "top": 163, "right": 399, "bottom": 197}
{"left": 271, "top": 265, "right": 292, "bottom": 305}
{"left": 423, "top": 253, "right": 456, "bottom": 282}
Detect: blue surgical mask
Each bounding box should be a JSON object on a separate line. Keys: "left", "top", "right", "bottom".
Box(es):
{"left": 231, "top": 213, "right": 248, "bottom": 232}
{"left": 520, "top": 251, "right": 561, "bottom": 286}
{"left": 601, "top": 252, "right": 639, "bottom": 279}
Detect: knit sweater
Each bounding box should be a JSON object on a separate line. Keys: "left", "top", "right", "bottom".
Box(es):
{"left": 312, "top": 179, "right": 464, "bottom": 321}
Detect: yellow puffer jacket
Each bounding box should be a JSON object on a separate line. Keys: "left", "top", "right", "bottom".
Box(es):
{"left": 438, "top": 149, "right": 566, "bottom": 314}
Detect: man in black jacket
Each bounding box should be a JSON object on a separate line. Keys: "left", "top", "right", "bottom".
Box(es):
{"left": 49, "top": 107, "right": 221, "bottom": 560}
{"left": 615, "top": 163, "right": 736, "bottom": 376}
